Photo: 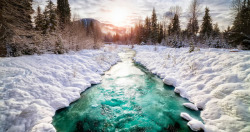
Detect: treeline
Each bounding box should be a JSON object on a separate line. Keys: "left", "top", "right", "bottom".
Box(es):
{"left": 112, "top": 0, "right": 250, "bottom": 50}
{"left": 0, "top": 0, "right": 102, "bottom": 57}
{"left": 105, "top": 8, "right": 165, "bottom": 45}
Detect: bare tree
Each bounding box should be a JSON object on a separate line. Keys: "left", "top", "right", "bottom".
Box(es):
{"left": 169, "top": 6, "right": 183, "bottom": 17}
{"left": 231, "top": 0, "right": 243, "bottom": 16}
{"left": 187, "top": 0, "right": 201, "bottom": 36}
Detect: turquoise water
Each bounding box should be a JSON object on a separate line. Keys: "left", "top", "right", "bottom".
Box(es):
{"left": 52, "top": 49, "right": 202, "bottom": 132}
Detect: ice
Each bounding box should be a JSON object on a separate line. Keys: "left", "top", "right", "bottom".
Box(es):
{"left": 0, "top": 47, "right": 120, "bottom": 132}
{"left": 134, "top": 45, "right": 250, "bottom": 132}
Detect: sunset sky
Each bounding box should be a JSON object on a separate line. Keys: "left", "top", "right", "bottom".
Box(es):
{"left": 34, "top": 0, "right": 233, "bottom": 30}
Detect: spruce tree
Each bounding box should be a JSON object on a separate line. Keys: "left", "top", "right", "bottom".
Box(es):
{"left": 158, "top": 23, "right": 164, "bottom": 43}
{"left": 167, "top": 23, "right": 172, "bottom": 36}
{"left": 144, "top": 16, "right": 151, "bottom": 43}
{"left": 57, "top": 0, "right": 71, "bottom": 29}
{"left": 151, "top": 8, "right": 158, "bottom": 44}
{"left": 213, "top": 23, "right": 220, "bottom": 37}
{"left": 35, "top": 6, "right": 44, "bottom": 31}
{"left": 230, "top": 0, "right": 250, "bottom": 49}
{"left": 43, "top": 0, "right": 57, "bottom": 34}
{"left": 186, "top": 19, "right": 192, "bottom": 37}
{"left": 200, "top": 7, "right": 213, "bottom": 38}
{"left": 135, "top": 22, "right": 144, "bottom": 44}
{"left": 171, "top": 14, "right": 181, "bottom": 36}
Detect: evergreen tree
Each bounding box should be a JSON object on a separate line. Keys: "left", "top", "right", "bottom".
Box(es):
{"left": 1, "top": 0, "right": 34, "bottom": 56}
{"left": 230, "top": 0, "right": 250, "bottom": 49}
{"left": 135, "top": 22, "right": 144, "bottom": 44}
{"left": 223, "top": 26, "right": 231, "bottom": 44}
{"left": 213, "top": 23, "right": 220, "bottom": 37}
{"left": 57, "top": 0, "right": 71, "bottom": 28}
{"left": 130, "top": 27, "right": 134, "bottom": 43}
{"left": 158, "top": 23, "right": 164, "bottom": 43}
{"left": 114, "top": 33, "right": 120, "bottom": 42}
{"left": 186, "top": 18, "right": 199, "bottom": 37}
{"left": 34, "top": 6, "right": 44, "bottom": 31}
{"left": 186, "top": 19, "right": 192, "bottom": 37}
{"left": 200, "top": 7, "right": 213, "bottom": 38}
{"left": 144, "top": 16, "right": 151, "bottom": 43}
{"left": 43, "top": 0, "right": 57, "bottom": 34}
{"left": 167, "top": 22, "right": 172, "bottom": 36}
{"left": 171, "top": 14, "right": 181, "bottom": 36}
{"left": 151, "top": 8, "right": 158, "bottom": 44}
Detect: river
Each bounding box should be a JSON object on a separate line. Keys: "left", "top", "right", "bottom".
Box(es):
{"left": 52, "top": 49, "right": 202, "bottom": 132}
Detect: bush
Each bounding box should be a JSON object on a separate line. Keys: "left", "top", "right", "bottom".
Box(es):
{"left": 54, "top": 37, "right": 65, "bottom": 54}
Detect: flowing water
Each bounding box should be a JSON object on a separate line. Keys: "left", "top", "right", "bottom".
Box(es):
{"left": 52, "top": 49, "right": 202, "bottom": 132}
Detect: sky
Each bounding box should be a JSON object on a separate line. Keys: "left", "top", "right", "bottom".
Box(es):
{"left": 33, "top": 0, "right": 233, "bottom": 31}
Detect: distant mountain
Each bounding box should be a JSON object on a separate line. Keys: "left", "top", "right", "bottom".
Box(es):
{"left": 80, "top": 18, "right": 101, "bottom": 27}
{"left": 80, "top": 18, "right": 128, "bottom": 35}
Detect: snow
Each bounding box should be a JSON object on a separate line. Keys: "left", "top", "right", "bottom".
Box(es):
{"left": 180, "top": 112, "right": 193, "bottom": 121}
{"left": 181, "top": 112, "right": 205, "bottom": 131}
{"left": 0, "top": 47, "right": 120, "bottom": 132}
{"left": 134, "top": 45, "right": 250, "bottom": 132}
{"left": 188, "top": 119, "right": 205, "bottom": 131}
{"left": 183, "top": 103, "right": 199, "bottom": 111}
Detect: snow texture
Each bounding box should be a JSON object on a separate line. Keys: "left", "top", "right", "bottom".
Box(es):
{"left": 134, "top": 45, "right": 250, "bottom": 132}
{"left": 181, "top": 112, "right": 205, "bottom": 131}
{"left": 0, "top": 47, "right": 120, "bottom": 132}
{"left": 183, "top": 103, "right": 199, "bottom": 111}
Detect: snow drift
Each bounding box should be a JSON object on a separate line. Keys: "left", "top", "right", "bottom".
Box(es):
{"left": 0, "top": 48, "right": 120, "bottom": 132}
{"left": 134, "top": 45, "right": 250, "bottom": 132}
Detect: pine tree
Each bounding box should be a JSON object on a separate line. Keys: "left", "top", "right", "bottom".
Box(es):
{"left": 43, "top": 0, "right": 57, "bottom": 34}
{"left": 171, "top": 14, "right": 181, "bottom": 36}
{"left": 151, "top": 8, "right": 158, "bottom": 44}
{"left": 57, "top": 0, "right": 71, "bottom": 29}
{"left": 34, "top": 6, "right": 44, "bottom": 31}
{"left": 200, "top": 7, "right": 213, "bottom": 38}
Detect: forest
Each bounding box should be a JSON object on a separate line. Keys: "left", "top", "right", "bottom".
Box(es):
{"left": 107, "top": 0, "right": 250, "bottom": 50}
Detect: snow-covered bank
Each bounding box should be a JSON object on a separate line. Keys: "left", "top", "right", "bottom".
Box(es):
{"left": 0, "top": 47, "right": 120, "bottom": 132}
{"left": 134, "top": 45, "right": 250, "bottom": 132}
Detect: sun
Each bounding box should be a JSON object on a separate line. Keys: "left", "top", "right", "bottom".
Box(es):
{"left": 111, "top": 8, "right": 128, "bottom": 27}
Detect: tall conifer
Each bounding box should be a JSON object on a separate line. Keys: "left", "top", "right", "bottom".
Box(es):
{"left": 34, "top": 6, "right": 44, "bottom": 31}
{"left": 57, "top": 0, "right": 71, "bottom": 28}
{"left": 151, "top": 8, "right": 158, "bottom": 44}
{"left": 200, "top": 7, "right": 213, "bottom": 37}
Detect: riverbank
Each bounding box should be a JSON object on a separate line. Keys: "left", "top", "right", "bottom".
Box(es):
{"left": 133, "top": 45, "right": 250, "bottom": 132}
{"left": 0, "top": 46, "right": 120, "bottom": 132}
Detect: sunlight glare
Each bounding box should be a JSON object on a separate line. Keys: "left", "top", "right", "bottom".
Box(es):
{"left": 111, "top": 8, "right": 128, "bottom": 27}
